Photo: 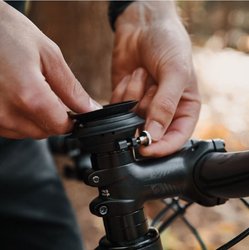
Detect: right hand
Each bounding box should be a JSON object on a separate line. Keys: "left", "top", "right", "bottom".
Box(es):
{"left": 0, "top": 2, "right": 101, "bottom": 139}
{"left": 111, "top": 1, "right": 200, "bottom": 157}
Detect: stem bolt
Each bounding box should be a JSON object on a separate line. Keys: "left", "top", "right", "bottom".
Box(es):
{"left": 92, "top": 175, "right": 100, "bottom": 184}
{"left": 138, "top": 131, "right": 152, "bottom": 146}
{"left": 99, "top": 205, "right": 108, "bottom": 216}
{"left": 101, "top": 189, "right": 110, "bottom": 197}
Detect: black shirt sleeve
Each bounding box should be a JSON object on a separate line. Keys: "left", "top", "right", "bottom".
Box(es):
{"left": 5, "top": 0, "right": 26, "bottom": 13}
{"left": 108, "top": 1, "right": 134, "bottom": 31}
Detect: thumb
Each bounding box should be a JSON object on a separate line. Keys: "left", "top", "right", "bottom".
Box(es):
{"left": 41, "top": 43, "right": 102, "bottom": 113}
{"left": 145, "top": 76, "right": 182, "bottom": 142}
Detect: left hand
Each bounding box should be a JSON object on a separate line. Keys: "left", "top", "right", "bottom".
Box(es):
{"left": 110, "top": 1, "right": 201, "bottom": 157}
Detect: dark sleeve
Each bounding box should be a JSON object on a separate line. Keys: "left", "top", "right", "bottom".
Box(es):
{"left": 5, "top": 0, "right": 26, "bottom": 13}
{"left": 108, "top": 1, "right": 134, "bottom": 31}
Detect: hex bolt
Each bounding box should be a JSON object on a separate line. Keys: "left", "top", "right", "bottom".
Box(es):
{"left": 101, "top": 189, "right": 110, "bottom": 197}
{"left": 99, "top": 206, "right": 108, "bottom": 216}
{"left": 138, "top": 131, "right": 152, "bottom": 146}
{"left": 92, "top": 175, "right": 100, "bottom": 184}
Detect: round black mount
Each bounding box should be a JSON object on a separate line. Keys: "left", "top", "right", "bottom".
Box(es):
{"left": 71, "top": 100, "right": 137, "bottom": 124}
{"left": 70, "top": 101, "right": 145, "bottom": 153}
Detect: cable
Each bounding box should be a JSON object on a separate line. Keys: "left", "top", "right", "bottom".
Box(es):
{"left": 155, "top": 199, "right": 207, "bottom": 250}
{"left": 216, "top": 198, "right": 249, "bottom": 249}
{"left": 158, "top": 202, "right": 192, "bottom": 233}
{"left": 151, "top": 199, "right": 178, "bottom": 227}
{"left": 173, "top": 201, "right": 207, "bottom": 250}
{"left": 180, "top": 216, "right": 207, "bottom": 250}
{"left": 216, "top": 228, "right": 249, "bottom": 250}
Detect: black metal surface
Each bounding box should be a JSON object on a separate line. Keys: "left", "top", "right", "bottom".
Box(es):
{"left": 70, "top": 100, "right": 137, "bottom": 124}
{"left": 96, "top": 228, "right": 163, "bottom": 250}
{"left": 71, "top": 101, "right": 144, "bottom": 153}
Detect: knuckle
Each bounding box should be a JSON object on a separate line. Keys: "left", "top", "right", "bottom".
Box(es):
{"left": 155, "top": 97, "right": 176, "bottom": 117}
{"left": 175, "top": 60, "right": 191, "bottom": 78}
{"left": 18, "top": 89, "right": 45, "bottom": 112}
{"left": 125, "top": 86, "right": 139, "bottom": 99}
{"left": 44, "top": 40, "right": 64, "bottom": 65}
{"left": 49, "top": 119, "right": 72, "bottom": 135}
{"left": 49, "top": 41, "right": 62, "bottom": 56}
{"left": 14, "top": 75, "right": 44, "bottom": 109}
{"left": 145, "top": 86, "right": 157, "bottom": 98}
{"left": 53, "top": 124, "right": 68, "bottom": 135}
{"left": 72, "top": 80, "right": 85, "bottom": 99}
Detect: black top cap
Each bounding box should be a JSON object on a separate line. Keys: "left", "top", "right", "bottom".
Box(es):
{"left": 70, "top": 100, "right": 138, "bottom": 124}
{"left": 70, "top": 101, "right": 145, "bottom": 150}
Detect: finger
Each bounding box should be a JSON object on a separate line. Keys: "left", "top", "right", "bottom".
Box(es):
{"left": 111, "top": 57, "right": 135, "bottom": 89}
{"left": 122, "top": 68, "right": 148, "bottom": 102}
{"left": 14, "top": 72, "right": 74, "bottom": 135}
{"left": 136, "top": 85, "right": 157, "bottom": 118}
{"left": 112, "top": 67, "right": 128, "bottom": 90}
{"left": 140, "top": 98, "right": 200, "bottom": 157}
{"left": 0, "top": 113, "right": 48, "bottom": 139}
{"left": 0, "top": 128, "right": 25, "bottom": 139}
{"left": 111, "top": 75, "right": 131, "bottom": 103}
{"left": 41, "top": 43, "right": 102, "bottom": 113}
{"left": 145, "top": 73, "right": 183, "bottom": 142}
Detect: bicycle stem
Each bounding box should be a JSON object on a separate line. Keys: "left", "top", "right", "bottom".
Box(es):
{"left": 75, "top": 139, "right": 226, "bottom": 249}
{"left": 64, "top": 101, "right": 249, "bottom": 250}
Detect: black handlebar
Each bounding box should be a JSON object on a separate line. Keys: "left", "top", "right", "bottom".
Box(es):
{"left": 196, "top": 150, "right": 249, "bottom": 199}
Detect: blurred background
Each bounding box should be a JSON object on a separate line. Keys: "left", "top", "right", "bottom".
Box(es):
{"left": 26, "top": 1, "right": 249, "bottom": 249}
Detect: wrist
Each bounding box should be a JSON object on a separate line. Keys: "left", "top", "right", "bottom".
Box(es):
{"left": 115, "top": 0, "right": 179, "bottom": 31}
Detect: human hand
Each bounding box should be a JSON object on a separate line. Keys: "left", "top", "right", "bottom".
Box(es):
{"left": 0, "top": 2, "right": 101, "bottom": 139}
{"left": 111, "top": 1, "right": 200, "bottom": 157}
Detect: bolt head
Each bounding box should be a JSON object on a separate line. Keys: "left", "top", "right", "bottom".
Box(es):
{"left": 92, "top": 175, "right": 100, "bottom": 184}
{"left": 99, "top": 206, "right": 108, "bottom": 215}
{"left": 101, "top": 189, "right": 110, "bottom": 197}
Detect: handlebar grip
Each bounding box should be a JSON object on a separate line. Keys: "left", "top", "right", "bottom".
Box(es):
{"left": 195, "top": 151, "right": 249, "bottom": 199}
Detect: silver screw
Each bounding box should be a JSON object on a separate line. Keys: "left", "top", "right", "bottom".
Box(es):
{"left": 138, "top": 131, "right": 152, "bottom": 146}
{"left": 101, "top": 189, "right": 110, "bottom": 197}
{"left": 99, "top": 206, "right": 108, "bottom": 215}
{"left": 92, "top": 176, "right": 100, "bottom": 184}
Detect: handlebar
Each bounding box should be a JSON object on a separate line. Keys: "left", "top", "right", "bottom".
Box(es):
{"left": 136, "top": 139, "right": 249, "bottom": 204}
{"left": 196, "top": 150, "right": 249, "bottom": 199}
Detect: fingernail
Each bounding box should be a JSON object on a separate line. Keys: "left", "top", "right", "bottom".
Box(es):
{"left": 132, "top": 68, "right": 145, "bottom": 80}
{"left": 146, "top": 120, "right": 164, "bottom": 141}
{"left": 90, "top": 99, "right": 102, "bottom": 110}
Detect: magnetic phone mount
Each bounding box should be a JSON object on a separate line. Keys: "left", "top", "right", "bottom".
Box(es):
{"left": 70, "top": 101, "right": 149, "bottom": 153}
{"left": 70, "top": 102, "right": 162, "bottom": 249}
